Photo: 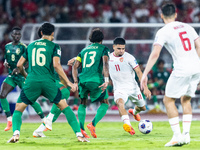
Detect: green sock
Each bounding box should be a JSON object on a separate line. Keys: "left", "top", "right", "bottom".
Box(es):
{"left": 31, "top": 102, "right": 44, "bottom": 119}
{"left": 12, "top": 110, "right": 22, "bottom": 132}
{"left": 62, "top": 106, "right": 80, "bottom": 134}
{"left": 92, "top": 103, "right": 108, "bottom": 127}
{"left": 78, "top": 104, "right": 86, "bottom": 130}
{"left": 74, "top": 98, "right": 79, "bottom": 105}
{"left": 50, "top": 104, "right": 61, "bottom": 122}
{"left": 0, "top": 98, "right": 11, "bottom": 117}
{"left": 152, "top": 95, "right": 157, "bottom": 103}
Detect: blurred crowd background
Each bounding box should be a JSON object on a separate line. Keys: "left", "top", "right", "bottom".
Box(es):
{"left": 0, "top": 0, "right": 200, "bottom": 112}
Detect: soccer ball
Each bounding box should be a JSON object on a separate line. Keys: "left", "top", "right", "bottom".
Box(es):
{"left": 138, "top": 119, "right": 153, "bottom": 134}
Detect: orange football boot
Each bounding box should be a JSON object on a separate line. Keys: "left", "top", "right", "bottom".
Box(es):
{"left": 123, "top": 124, "right": 135, "bottom": 135}
{"left": 128, "top": 109, "right": 141, "bottom": 121}
{"left": 4, "top": 121, "right": 12, "bottom": 131}
{"left": 87, "top": 123, "right": 97, "bottom": 138}
{"left": 81, "top": 129, "right": 90, "bottom": 138}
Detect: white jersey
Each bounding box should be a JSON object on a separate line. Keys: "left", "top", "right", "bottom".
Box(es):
{"left": 109, "top": 52, "right": 139, "bottom": 92}
{"left": 154, "top": 21, "right": 200, "bottom": 77}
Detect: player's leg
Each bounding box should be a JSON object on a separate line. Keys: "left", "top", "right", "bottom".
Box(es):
{"left": 0, "top": 80, "right": 15, "bottom": 131}
{"left": 7, "top": 102, "right": 28, "bottom": 143}
{"left": 31, "top": 102, "right": 45, "bottom": 121}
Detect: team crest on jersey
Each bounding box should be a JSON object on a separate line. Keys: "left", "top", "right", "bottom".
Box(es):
{"left": 119, "top": 57, "right": 124, "bottom": 62}
{"left": 7, "top": 50, "right": 10, "bottom": 53}
{"left": 16, "top": 48, "right": 20, "bottom": 55}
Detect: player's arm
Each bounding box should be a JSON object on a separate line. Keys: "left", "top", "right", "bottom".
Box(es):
{"left": 194, "top": 37, "right": 200, "bottom": 58}
{"left": 17, "top": 56, "right": 27, "bottom": 78}
{"left": 53, "top": 56, "right": 76, "bottom": 92}
{"left": 99, "top": 55, "right": 109, "bottom": 93}
{"left": 72, "top": 59, "right": 81, "bottom": 91}
{"left": 67, "top": 57, "right": 76, "bottom": 66}
{"left": 134, "top": 67, "right": 151, "bottom": 99}
{"left": 141, "top": 45, "right": 162, "bottom": 90}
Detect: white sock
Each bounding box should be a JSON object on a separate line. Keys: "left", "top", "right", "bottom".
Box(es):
{"left": 121, "top": 115, "right": 131, "bottom": 125}
{"left": 36, "top": 124, "right": 46, "bottom": 132}
{"left": 182, "top": 114, "right": 192, "bottom": 134}
{"left": 7, "top": 116, "right": 12, "bottom": 122}
{"left": 133, "top": 108, "right": 140, "bottom": 115}
{"left": 169, "top": 117, "right": 181, "bottom": 136}
{"left": 47, "top": 113, "right": 54, "bottom": 122}
{"left": 13, "top": 130, "right": 20, "bottom": 136}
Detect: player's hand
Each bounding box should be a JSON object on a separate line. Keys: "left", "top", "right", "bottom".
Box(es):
{"left": 67, "top": 57, "right": 76, "bottom": 66}
{"left": 11, "top": 68, "right": 20, "bottom": 75}
{"left": 4, "top": 62, "right": 10, "bottom": 68}
{"left": 140, "top": 75, "right": 148, "bottom": 91}
{"left": 74, "top": 83, "right": 78, "bottom": 91}
{"left": 70, "top": 83, "right": 76, "bottom": 92}
{"left": 99, "top": 82, "right": 108, "bottom": 93}
{"left": 143, "top": 88, "right": 151, "bottom": 100}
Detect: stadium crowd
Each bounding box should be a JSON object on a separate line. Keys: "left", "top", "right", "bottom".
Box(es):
{"left": 0, "top": 0, "right": 200, "bottom": 110}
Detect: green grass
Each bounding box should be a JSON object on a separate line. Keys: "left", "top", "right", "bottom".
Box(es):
{"left": 0, "top": 121, "right": 200, "bottom": 150}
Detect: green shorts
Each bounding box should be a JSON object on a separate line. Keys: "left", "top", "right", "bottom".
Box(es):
{"left": 3, "top": 75, "right": 25, "bottom": 89}
{"left": 21, "top": 77, "right": 61, "bottom": 105}
{"left": 79, "top": 82, "right": 109, "bottom": 103}
{"left": 56, "top": 80, "right": 70, "bottom": 100}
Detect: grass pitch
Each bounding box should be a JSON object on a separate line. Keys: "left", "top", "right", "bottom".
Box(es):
{"left": 0, "top": 121, "right": 200, "bottom": 150}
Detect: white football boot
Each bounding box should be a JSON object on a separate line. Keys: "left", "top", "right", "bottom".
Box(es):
{"left": 33, "top": 131, "right": 46, "bottom": 138}
{"left": 165, "top": 134, "right": 183, "bottom": 147}
{"left": 182, "top": 132, "right": 190, "bottom": 145}
{"left": 44, "top": 118, "right": 52, "bottom": 131}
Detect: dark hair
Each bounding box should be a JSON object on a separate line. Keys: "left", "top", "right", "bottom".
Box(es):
{"left": 41, "top": 22, "right": 55, "bottom": 36}
{"left": 38, "top": 27, "right": 42, "bottom": 38}
{"left": 113, "top": 37, "right": 126, "bottom": 45}
{"left": 89, "top": 28, "right": 104, "bottom": 43}
{"left": 12, "top": 26, "right": 21, "bottom": 32}
{"left": 161, "top": 3, "right": 176, "bottom": 17}
{"left": 157, "top": 59, "right": 165, "bottom": 65}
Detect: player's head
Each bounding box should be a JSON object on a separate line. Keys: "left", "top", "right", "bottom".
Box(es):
{"left": 37, "top": 27, "right": 42, "bottom": 38}
{"left": 113, "top": 37, "right": 126, "bottom": 57}
{"left": 157, "top": 59, "right": 165, "bottom": 69}
{"left": 41, "top": 22, "right": 55, "bottom": 41}
{"left": 161, "top": 3, "right": 177, "bottom": 21}
{"left": 11, "top": 26, "right": 21, "bottom": 42}
{"left": 89, "top": 28, "right": 104, "bottom": 43}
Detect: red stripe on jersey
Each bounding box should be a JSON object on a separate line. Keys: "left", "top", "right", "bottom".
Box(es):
{"left": 153, "top": 43, "right": 163, "bottom": 48}
{"left": 133, "top": 65, "right": 139, "bottom": 69}
{"left": 194, "top": 37, "right": 199, "bottom": 41}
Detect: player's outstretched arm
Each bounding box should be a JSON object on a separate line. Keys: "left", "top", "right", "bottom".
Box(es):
{"left": 72, "top": 60, "right": 81, "bottom": 91}
{"left": 99, "top": 55, "right": 109, "bottom": 93}
{"left": 134, "top": 67, "right": 151, "bottom": 100}
{"left": 141, "top": 45, "right": 162, "bottom": 90}
{"left": 17, "top": 56, "right": 27, "bottom": 78}
{"left": 53, "top": 56, "right": 76, "bottom": 92}
{"left": 67, "top": 57, "right": 76, "bottom": 66}
{"left": 195, "top": 38, "right": 200, "bottom": 58}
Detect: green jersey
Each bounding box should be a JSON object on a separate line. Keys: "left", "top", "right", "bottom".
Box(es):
{"left": 76, "top": 43, "right": 110, "bottom": 84}
{"left": 4, "top": 42, "right": 27, "bottom": 75}
{"left": 23, "top": 39, "right": 61, "bottom": 80}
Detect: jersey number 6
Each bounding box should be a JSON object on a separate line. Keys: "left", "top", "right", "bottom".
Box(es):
{"left": 179, "top": 31, "right": 191, "bottom": 51}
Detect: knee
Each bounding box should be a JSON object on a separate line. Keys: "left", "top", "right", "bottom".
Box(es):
{"left": 0, "top": 92, "right": 7, "bottom": 99}
{"left": 181, "top": 96, "right": 191, "bottom": 104}
{"left": 101, "top": 98, "right": 109, "bottom": 105}
{"left": 140, "top": 105, "right": 146, "bottom": 111}
{"left": 116, "top": 99, "right": 124, "bottom": 107}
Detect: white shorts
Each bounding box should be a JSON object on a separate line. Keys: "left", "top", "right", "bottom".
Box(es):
{"left": 165, "top": 73, "right": 200, "bottom": 98}
{"left": 114, "top": 88, "right": 146, "bottom": 107}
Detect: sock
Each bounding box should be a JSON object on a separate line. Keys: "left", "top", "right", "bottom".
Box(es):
{"left": 12, "top": 110, "right": 22, "bottom": 132}
{"left": 74, "top": 98, "right": 79, "bottom": 105}
{"left": 169, "top": 117, "right": 181, "bottom": 136}
{"left": 62, "top": 106, "right": 80, "bottom": 134}
{"left": 47, "top": 112, "right": 54, "bottom": 122}
{"left": 92, "top": 103, "right": 109, "bottom": 127}
{"left": 0, "top": 98, "right": 11, "bottom": 117}
{"left": 78, "top": 104, "right": 86, "bottom": 130}
{"left": 7, "top": 116, "right": 12, "bottom": 122}
{"left": 36, "top": 123, "right": 46, "bottom": 132}
{"left": 133, "top": 108, "right": 140, "bottom": 115}
{"left": 49, "top": 104, "right": 61, "bottom": 122}
{"left": 121, "top": 115, "right": 131, "bottom": 125}
{"left": 31, "top": 102, "right": 44, "bottom": 119}
{"left": 182, "top": 114, "right": 192, "bottom": 134}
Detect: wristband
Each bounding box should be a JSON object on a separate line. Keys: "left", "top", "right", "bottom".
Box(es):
{"left": 104, "top": 77, "right": 109, "bottom": 83}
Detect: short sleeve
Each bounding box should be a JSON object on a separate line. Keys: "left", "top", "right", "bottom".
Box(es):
{"left": 22, "top": 47, "right": 28, "bottom": 60}
{"left": 53, "top": 44, "right": 61, "bottom": 58}
{"left": 102, "top": 47, "right": 110, "bottom": 57}
{"left": 153, "top": 29, "right": 166, "bottom": 47}
{"left": 190, "top": 26, "right": 199, "bottom": 41}
{"left": 128, "top": 54, "right": 139, "bottom": 69}
{"left": 76, "top": 52, "right": 82, "bottom": 62}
